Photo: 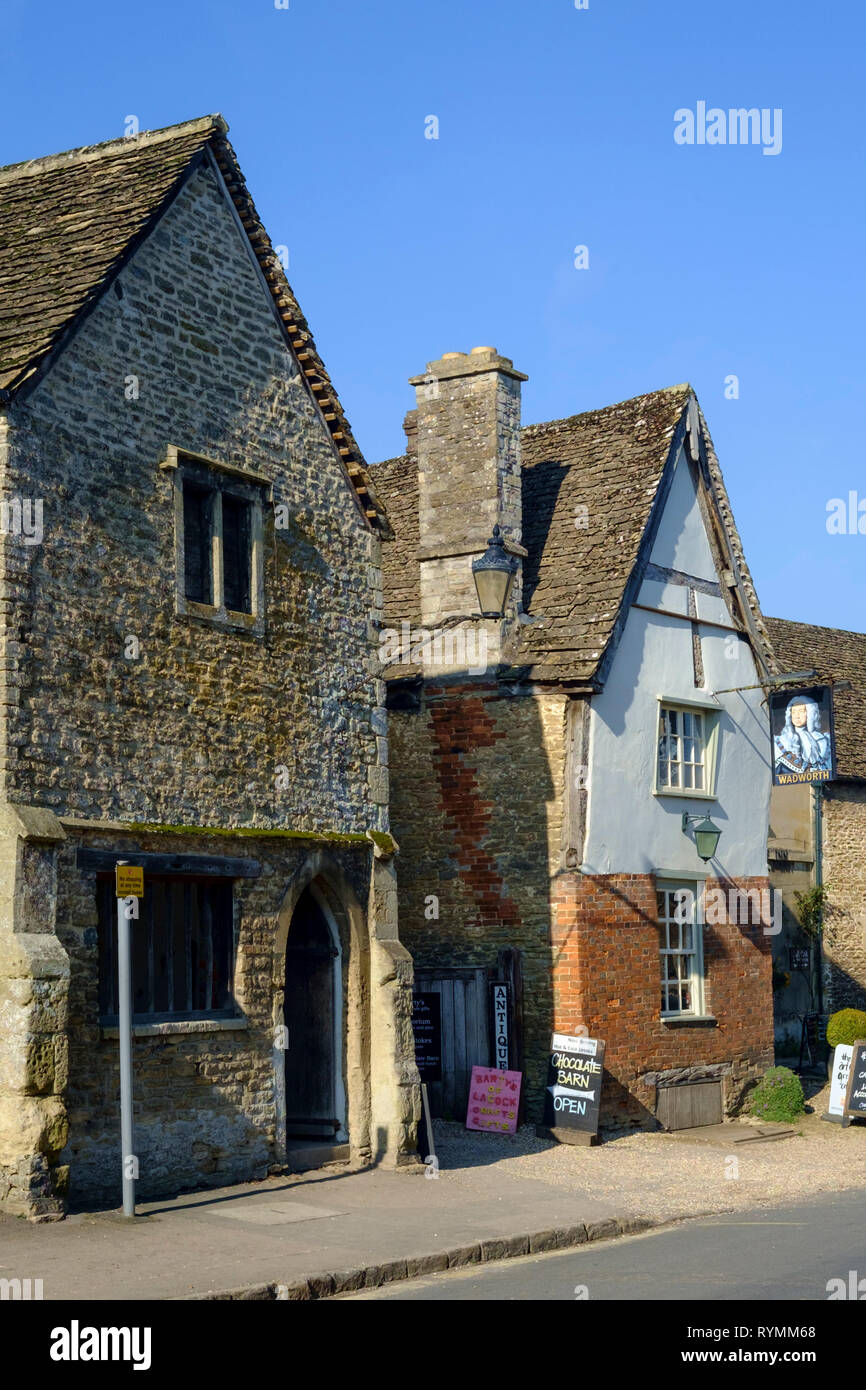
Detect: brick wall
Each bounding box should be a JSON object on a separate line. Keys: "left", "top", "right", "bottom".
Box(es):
{"left": 551, "top": 873, "right": 775, "bottom": 1126}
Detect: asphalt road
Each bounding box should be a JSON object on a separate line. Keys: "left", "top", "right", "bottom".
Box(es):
{"left": 343, "top": 1190, "right": 866, "bottom": 1300}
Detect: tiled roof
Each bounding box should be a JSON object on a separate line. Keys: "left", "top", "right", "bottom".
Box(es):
{"left": 0, "top": 116, "right": 389, "bottom": 534}
{"left": 765, "top": 617, "right": 866, "bottom": 780}
{"left": 515, "top": 386, "right": 690, "bottom": 683}
{"left": 374, "top": 384, "right": 770, "bottom": 684}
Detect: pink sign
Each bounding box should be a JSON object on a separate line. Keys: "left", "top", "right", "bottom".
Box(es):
{"left": 466, "top": 1066, "right": 522, "bottom": 1134}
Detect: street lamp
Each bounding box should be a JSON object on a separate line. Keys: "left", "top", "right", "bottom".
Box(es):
{"left": 681, "top": 812, "right": 722, "bottom": 862}
{"left": 471, "top": 525, "right": 518, "bottom": 618}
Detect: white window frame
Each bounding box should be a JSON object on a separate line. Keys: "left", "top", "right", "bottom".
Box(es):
{"left": 162, "top": 445, "right": 269, "bottom": 636}
{"left": 654, "top": 697, "right": 721, "bottom": 799}
{"left": 657, "top": 880, "right": 705, "bottom": 1018}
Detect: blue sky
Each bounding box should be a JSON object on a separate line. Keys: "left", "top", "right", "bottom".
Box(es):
{"left": 2, "top": 0, "right": 863, "bottom": 630}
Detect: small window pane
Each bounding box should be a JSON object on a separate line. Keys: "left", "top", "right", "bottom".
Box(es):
{"left": 222, "top": 496, "right": 252, "bottom": 613}
{"left": 183, "top": 485, "right": 213, "bottom": 604}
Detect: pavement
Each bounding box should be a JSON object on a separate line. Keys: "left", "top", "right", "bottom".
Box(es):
{"left": 3, "top": 1098, "right": 864, "bottom": 1301}
{"left": 0, "top": 1154, "right": 634, "bottom": 1301}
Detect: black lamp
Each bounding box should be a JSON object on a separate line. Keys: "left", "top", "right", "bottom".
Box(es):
{"left": 682, "top": 812, "right": 722, "bottom": 862}
{"left": 471, "top": 525, "right": 518, "bottom": 618}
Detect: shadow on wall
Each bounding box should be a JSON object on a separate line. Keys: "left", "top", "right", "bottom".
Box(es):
{"left": 387, "top": 671, "right": 557, "bottom": 1126}
{"left": 58, "top": 855, "right": 372, "bottom": 1213}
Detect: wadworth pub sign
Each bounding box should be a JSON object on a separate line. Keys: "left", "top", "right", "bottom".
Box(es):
{"left": 770, "top": 686, "right": 836, "bottom": 786}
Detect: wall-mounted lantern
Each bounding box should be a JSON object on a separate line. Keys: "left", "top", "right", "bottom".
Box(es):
{"left": 471, "top": 525, "right": 518, "bottom": 618}
{"left": 681, "top": 812, "right": 722, "bottom": 862}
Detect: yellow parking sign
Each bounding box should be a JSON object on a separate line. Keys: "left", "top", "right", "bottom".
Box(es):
{"left": 115, "top": 865, "right": 144, "bottom": 898}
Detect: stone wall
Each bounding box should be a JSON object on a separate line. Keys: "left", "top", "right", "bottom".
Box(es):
{"left": 389, "top": 680, "right": 569, "bottom": 1118}
{"left": 0, "top": 158, "right": 385, "bottom": 832}
{"left": 0, "top": 156, "right": 417, "bottom": 1214}
{"left": 821, "top": 785, "right": 866, "bottom": 1012}
{"left": 57, "top": 828, "right": 375, "bottom": 1207}
{"left": 551, "top": 873, "right": 775, "bottom": 1127}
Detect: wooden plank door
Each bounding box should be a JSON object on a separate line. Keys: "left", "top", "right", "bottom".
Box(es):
{"left": 414, "top": 969, "right": 490, "bottom": 1120}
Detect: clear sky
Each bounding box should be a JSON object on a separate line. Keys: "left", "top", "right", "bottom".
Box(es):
{"left": 2, "top": 0, "right": 863, "bottom": 631}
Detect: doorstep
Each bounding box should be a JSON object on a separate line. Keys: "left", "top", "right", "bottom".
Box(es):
{"left": 283, "top": 1140, "right": 351, "bottom": 1172}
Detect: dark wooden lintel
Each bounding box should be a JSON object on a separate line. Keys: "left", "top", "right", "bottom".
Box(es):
{"left": 76, "top": 848, "right": 262, "bottom": 878}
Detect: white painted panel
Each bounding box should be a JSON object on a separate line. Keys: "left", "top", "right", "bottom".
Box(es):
{"left": 696, "top": 591, "right": 734, "bottom": 627}
{"left": 649, "top": 444, "right": 717, "bottom": 582}
{"left": 637, "top": 577, "right": 689, "bottom": 615}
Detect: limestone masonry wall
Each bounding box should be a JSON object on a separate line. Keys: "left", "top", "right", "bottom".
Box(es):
{"left": 1, "top": 159, "right": 385, "bottom": 832}
{"left": 822, "top": 787, "right": 866, "bottom": 1012}
{"left": 389, "top": 683, "right": 568, "bottom": 1118}
{"left": 0, "top": 157, "right": 413, "bottom": 1216}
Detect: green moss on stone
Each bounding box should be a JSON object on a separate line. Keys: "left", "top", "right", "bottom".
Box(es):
{"left": 125, "top": 821, "right": 369, "bottom": 845}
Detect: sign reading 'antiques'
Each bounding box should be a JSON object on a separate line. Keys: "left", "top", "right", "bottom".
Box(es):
{"left": 491, "top": 983, "right": 509, "bottom": 1070}
{"left": 770, "top": 685, "right": 835, "bottom": 785}
{"left": 842, "top": 1040, "right": 866, "bottom": 1119}
{"left": 465, "top": 1066, "right": 521, "bottom": 1133}
{"left": 411, "top": 993, "right": 442, "bottom": 1082}
{"left": 541, "top": 1033, "right": 605, "bottom": 1142}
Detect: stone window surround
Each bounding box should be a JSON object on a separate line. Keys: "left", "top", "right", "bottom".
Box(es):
{"left": 653, "top": 692, "right": 722, "bottom": 801}
{"left": 100, "top": 1016, "right": 249, "bottom": 1040}
{"left": 162, "top": 444, "right": 270, "bottom": 637}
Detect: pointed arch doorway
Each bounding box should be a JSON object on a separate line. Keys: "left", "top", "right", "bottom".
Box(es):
{"left": 284, "top": 885, "right": 346, "bottom": 1141}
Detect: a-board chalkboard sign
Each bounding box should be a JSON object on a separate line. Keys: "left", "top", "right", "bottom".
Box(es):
{"left": 539, "top": 1033, "right": 605, "bottom": 1145}
{"left": 842, "top": 1038, "right": 866, "bottom": 1119}
{"left": 411, "top": 992, "right": 442, "bottom": 1082}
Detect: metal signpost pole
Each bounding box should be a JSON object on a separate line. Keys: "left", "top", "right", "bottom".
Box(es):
{"left": 115, "top": 860, "right": 139, "bottom": 1218}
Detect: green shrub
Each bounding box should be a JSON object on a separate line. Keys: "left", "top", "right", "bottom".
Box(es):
{"left": 826, "top": 1009, "right": 866, "bottom": 1049}
{"left": 748, "top": 1066, "right": 805, "bottom": 1123}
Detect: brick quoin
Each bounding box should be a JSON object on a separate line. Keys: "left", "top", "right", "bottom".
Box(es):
{"left": 551, "top": 873, "right": 774, "bottom": 1126}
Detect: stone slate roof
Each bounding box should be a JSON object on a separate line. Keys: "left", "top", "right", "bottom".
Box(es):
{"left": 765, "top": 617, "right": 866, "bottom": 780}
{"left": 0, "top": 115, "right": 389, "bottom": 535}
{"left": 374, "top": 385, "right": 772, "bottom": 685}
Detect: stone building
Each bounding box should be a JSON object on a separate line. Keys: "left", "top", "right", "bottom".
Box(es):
{"left": 373, "top": 348, "right": 778, "bottom": 1131}
{"left": 766, "top": 618, "right": 866, "bottom": 1044}
{"left": 0, "top": 116, "right": 417, "bottom": 1218}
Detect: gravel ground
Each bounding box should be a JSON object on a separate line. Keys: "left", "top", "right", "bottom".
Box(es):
{"left": 432, "top": 1079, "right": 866, "bottom": 1224}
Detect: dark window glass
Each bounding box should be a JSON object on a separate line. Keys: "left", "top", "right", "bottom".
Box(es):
{"left": 222, "top": 495, "right": 252, "bottom": 613}
{"left": 97, "top": 876, "right": 236, "bottom": 1020}
{"left": 183, "top": 484, "right": 213, "bottom": 604}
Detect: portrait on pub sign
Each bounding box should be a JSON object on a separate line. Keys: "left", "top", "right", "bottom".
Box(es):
{"left": 770, "top": 685, "right": 835, "bottom": 785}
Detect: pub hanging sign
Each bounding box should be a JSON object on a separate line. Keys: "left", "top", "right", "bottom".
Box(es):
{"left": 770, "top": 685, "right": 836, "bottom": 786}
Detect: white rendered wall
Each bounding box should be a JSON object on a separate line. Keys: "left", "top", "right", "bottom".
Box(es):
{"left": 582, "top": 444, "right": 771, "bottom": 878}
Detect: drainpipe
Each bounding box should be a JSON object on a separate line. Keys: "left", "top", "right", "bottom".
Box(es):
{"left": 813, "top": 785, "right": 824, "bottom": 1018}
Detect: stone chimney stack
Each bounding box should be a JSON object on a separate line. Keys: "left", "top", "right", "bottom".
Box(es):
{"left": 409, "top": 346, "right": 527, "bottom": 628}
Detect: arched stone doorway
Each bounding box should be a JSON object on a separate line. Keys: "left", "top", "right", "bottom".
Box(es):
{"left": 283, "top": 884, "right": 347, "bottom": 1142}
{"left": 272, "top": 849, "right": 419, "bottom": 1171}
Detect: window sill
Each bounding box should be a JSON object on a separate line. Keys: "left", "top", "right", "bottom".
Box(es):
{"left": 653, "top": 788, "right": 718, "bottom": 801}
{"left": 175, "top": 601, "right": 264, "bottom": 638}
{"left": 660, "top": 1015, "right": 718, "bottom": 1028}
{"left": 100, "top": 1016, "right": 249, "bottom": 1040}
